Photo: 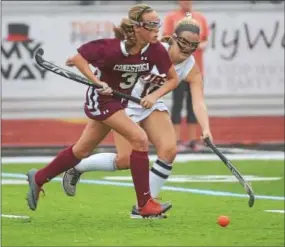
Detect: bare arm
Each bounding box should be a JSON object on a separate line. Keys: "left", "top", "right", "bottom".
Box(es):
{"left": 67, "top": 53, "right": 112, "bottom": 95}
{"left": 140, "top": 65, "right": 178, "bottom": 108}
{"left": 150, "top": 65, "right": 179, "bottom": 99}
{"left": 185, "top": 62, "right": 212, "bottom": 139}
{"left": 67, "top": 54, "right": 103, "bottom": 85}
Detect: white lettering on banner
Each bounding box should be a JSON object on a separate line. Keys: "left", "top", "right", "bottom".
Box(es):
{"left": 203, "top": 12, "right": 284, "bottom": 96}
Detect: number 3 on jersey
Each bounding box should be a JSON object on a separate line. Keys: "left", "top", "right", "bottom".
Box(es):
{"left": 120, "top": 72, "right": 140, "bottom": 89}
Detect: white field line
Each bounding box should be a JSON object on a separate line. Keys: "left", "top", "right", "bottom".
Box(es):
{"left": 1, "top": 152, "right": 284, "bottom": 165}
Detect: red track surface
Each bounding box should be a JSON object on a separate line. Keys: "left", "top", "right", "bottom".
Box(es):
{"left": 2, "top": 116, "right": 284, "bottom": 146}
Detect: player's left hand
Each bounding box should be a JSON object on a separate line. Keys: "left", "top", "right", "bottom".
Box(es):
{"left": 201, "top": 129, "right": 213, "bottom": 142}
{"left": 140, "top": 94, "right": 158, "bottom": 109}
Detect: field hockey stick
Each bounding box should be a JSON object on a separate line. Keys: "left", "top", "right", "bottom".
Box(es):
{"left": 35, "top": 48, "right": 141, "bottom": 104}
{"left": 203, "top": 137, "right": 255, "bottom": 208}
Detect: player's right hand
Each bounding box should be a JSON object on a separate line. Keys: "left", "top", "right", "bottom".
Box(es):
{"left": 65, "top": 57, "right": 74, "bottom": 67}
{"left": 96, "top": 82, "right": 113, "bottom": 96}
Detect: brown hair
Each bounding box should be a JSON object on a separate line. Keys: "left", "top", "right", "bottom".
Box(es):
{"left": 161, "top": 14, "right": 200, "bottom": 44}
{"left": 113, "top": 4, "right": 154, "bottom": 49}
{"left": 174, "top": 14, "right": 200, "bottom": 33}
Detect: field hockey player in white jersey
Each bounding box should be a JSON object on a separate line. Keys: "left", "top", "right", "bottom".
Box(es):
{"left": 62, "top": 14, "right": 213, "bottom": 219}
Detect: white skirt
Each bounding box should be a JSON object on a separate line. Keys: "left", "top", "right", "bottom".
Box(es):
{"left": 125, "top": 102, "right": 169, "bottom": 123}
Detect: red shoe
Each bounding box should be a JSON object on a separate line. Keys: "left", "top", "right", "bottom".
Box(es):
{"left": 139, "top": 198, "right": 172, "bottom": 218}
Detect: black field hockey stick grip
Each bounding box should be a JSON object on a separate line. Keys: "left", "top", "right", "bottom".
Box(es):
{"left": 35, "top": 48, "right": 141, "bottom": 105}
{"left": 203, "top": 137, "right": 255, "bottom": 207}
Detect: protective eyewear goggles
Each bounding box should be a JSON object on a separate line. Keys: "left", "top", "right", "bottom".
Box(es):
{"left": 132, "top": 19, "right": 162, "bottom": 31}
{"left": 175, "top": 36, "right": 200, "bottom": 55}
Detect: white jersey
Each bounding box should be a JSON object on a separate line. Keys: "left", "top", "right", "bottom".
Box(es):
{"left": 126, "top": 42, "right": 195, "bottom": 122}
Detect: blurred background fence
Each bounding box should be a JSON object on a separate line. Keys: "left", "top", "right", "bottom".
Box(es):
{"left": 2, "top": 0, "right": 284, "bottom": 154}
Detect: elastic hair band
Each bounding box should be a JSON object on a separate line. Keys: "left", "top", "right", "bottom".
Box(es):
{"left": 136, "top": 6, "right": 152, "bottom": 22}
{"left": 175, "top": 24, "right": 200, "bottom": 35}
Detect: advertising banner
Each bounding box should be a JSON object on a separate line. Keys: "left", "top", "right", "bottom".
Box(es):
{"left": 2, "top": 9, "right": 284, "bottom": 118}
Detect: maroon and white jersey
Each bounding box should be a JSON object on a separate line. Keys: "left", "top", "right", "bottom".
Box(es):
{"left": 77, "top": 38, "right": 172, "bottom": 100}
{"left": 127, "top": 42, "right": 195, "bottom": 109}
{"left": 77, "top": 38, "right": 172, "bottom": 120}
{"left": 125, "top": 42, "right": 196, "bottom": 123}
